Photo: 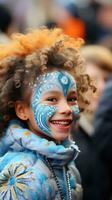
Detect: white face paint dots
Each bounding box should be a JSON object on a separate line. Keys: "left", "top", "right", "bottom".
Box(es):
{"left": 31, "top": 71, "right": 80, "bottom": 138}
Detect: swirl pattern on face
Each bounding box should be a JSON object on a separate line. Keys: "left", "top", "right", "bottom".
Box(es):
{"left": 31, "top": 71, "right": 79, "bottom": 137}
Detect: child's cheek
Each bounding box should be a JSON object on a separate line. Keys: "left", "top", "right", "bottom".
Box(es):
{"left": 32, "top": 103, "right": 57, "bottom": 137}
{"left": 72, "top": 105, "right": 80, "bottom": 117}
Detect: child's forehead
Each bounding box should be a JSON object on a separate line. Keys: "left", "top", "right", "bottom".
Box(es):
{"left": 32, "top": 70, "right": 77, "bottom": 97}
{"left": 38, "top": 70, "right": 75, "bottom": 85}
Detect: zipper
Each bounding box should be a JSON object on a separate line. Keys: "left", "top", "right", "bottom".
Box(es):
{"left": 63, "top": 166, "right": 69, "bottom": 200}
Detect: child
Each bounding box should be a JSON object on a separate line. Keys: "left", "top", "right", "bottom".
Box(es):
{"left": 0, "top": 28, "right": 92, "bottom": 200}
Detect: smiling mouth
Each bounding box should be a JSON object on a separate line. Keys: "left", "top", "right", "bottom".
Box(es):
{"left": 49, "top": 119, "right": 73, "bottom": 127}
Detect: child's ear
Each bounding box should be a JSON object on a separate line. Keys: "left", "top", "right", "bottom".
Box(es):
{"left": 15, "top": 101, "right": 29, "bottom": 120}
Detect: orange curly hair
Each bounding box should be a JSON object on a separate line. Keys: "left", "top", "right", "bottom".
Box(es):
{"left": 0, "top": 28, "right": 84, "bottom": 59}
{"left": 0, "top": 27, "right": 95, "bottom": 135}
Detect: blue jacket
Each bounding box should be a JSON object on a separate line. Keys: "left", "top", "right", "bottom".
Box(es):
{"left": 0, "top": 120, "right": 82, "bottom": 200}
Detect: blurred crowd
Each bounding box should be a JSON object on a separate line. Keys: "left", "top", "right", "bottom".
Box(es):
{"left": 0, "top": 0, "right": 112, "bottom": 199}
{"left": 0, "top": 0, "right": 112, "bottom": 46}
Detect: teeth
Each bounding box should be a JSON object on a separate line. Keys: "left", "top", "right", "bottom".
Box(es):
{"left": 51, "top": 121, "right": 71, "bottom": 125}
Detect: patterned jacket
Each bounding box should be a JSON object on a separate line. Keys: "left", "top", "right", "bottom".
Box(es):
{"left": 0, "top": 120, "right": 82, "bottom": 200}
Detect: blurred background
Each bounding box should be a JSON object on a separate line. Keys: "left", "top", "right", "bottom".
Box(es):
{"left": 0, "top": 1, "right": 112, "bottom": 200}
{"left": 0, "top": 0, "right": 112, "bottom": 47}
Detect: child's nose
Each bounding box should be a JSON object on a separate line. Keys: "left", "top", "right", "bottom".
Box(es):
{"left": 59, "top": 100, "right": 72, "bottom": 115}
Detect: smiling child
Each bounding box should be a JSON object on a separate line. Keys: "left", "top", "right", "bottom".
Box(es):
{"left": 0, "top": 28, "right": 93, "bottom": 200}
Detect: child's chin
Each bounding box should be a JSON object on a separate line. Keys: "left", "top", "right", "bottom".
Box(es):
{"left": 52, "top": 131, "right": 70, "bottom": 142}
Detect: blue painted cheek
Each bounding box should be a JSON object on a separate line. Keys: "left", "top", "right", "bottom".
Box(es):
{"left": 32, "top": 103, "right": 57, "bottom": 137}
{"left": 72, "top": 105, "right": 80, "bottom": 116}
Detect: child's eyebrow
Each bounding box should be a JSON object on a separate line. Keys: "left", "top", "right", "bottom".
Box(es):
{"left": 42, "top": 90, "right": 61, "bottom": 96}
{"left": 68, "top": 90, "right": 77, "bottom": 95}
{"left": 42, "top": 90, "right": 77, "bottom": 98}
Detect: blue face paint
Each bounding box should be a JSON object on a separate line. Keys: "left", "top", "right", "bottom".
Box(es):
{"left": 31, "top": 71, "right": 80, "bottom": 137}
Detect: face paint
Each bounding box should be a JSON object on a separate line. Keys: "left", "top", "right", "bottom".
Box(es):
{"left": 31, "top": 71, "right": 80, "bottom": 137}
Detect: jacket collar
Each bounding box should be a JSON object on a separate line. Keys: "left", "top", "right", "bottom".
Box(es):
{"left": 0, "top": 120, "right": 79, "bottom": 166}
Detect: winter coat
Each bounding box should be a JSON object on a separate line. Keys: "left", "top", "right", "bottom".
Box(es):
{"left": 0, "top": 120, "right": 82, "bottom": 200}
{"left": 71, "top": 114, "right": 100, "bottom": 200}
{"left": 93, "top": 75, "right": 112, "bottom": 200}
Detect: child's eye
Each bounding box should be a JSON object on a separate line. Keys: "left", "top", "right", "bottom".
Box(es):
{"left": 46, "top": 97, "right": 57, "bottom": 102}
{"left": 68, "top": 97, "right": 77, "bottom": 102}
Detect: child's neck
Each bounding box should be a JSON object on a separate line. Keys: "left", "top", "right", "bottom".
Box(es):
{"left": 30, "top": 128, "right": 61, "bottom": 144}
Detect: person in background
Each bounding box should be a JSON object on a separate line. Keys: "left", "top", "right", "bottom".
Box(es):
{"left": 94, "top": 0, "right": 112, "bottom": 42}
{"left": 72, "top": 45, "right": 112, "bottom": 200}
{"left": 93, "top": 74, "right": 112, "bottom": 200}
{"left": 0, "top": 4, "right": 17, "bottom": 43}
{"left": 98, "top": 35, "right": 112, "bottom": 52}
{"left": 46, "top": 2, "right": 86, "bottom": 39}
{"left": 75, "top": 0, "right": 112, "bottom": 44}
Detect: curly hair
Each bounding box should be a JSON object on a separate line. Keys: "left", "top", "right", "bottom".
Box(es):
{"left": 0, "top": 27, "right": 95, "bottom": 135}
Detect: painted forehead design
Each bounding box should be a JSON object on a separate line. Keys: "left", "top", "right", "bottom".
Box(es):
{"left": 32, "top": 71, "right": 77, "bottom": 100}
